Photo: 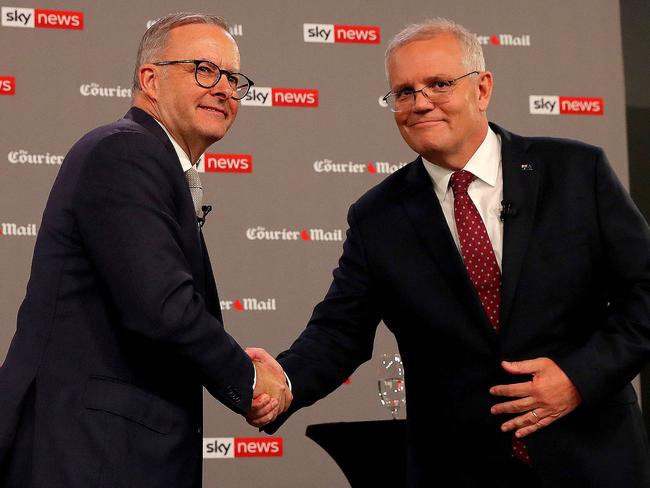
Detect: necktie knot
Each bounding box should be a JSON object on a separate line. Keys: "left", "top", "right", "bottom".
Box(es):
{"left": 449, "top": 170, "right": 475, "bottom": 196}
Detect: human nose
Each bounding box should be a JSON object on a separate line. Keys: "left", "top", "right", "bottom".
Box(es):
{"left": 412, "top": 88, "right": 435, "bottom": 111}
{"left": 209, "top": 73, "right": 235, "bottom": 99}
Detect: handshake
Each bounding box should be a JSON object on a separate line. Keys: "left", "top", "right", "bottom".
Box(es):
{"left": 246, "top": 347, "right": 293, "bottom": 428}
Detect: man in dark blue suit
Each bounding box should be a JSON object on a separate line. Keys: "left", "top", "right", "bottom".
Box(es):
{"left": 0, "top": 12, "right": 288, "bottom": 488}
{"left": 248, "top": 17, "right": 650, "bottom": 487}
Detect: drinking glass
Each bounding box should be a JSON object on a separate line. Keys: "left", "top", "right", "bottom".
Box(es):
{"left": 377, "top": 353, "right": 406, "bottom": 420}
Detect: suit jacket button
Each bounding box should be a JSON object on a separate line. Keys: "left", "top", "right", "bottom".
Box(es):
{"left": 227, "top": 386, "right": 241, "bottom": 402}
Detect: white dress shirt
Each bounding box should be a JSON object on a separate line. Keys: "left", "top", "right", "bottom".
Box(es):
{"left": 421, "top": 127, "right": 504, "bottom": 268}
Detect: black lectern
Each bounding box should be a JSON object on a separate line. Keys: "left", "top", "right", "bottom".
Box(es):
{"left": 306, "top": 420, "right": 408, "bottom": 487}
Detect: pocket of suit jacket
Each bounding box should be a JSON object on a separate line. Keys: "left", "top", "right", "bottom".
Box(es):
{"left": 83, "top": 376, "right": 174, "bottom": 434}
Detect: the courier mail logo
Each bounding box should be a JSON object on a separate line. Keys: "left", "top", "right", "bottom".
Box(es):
{"left": 303, "top": 23, "right": 380, "bottom": 44}
{"left": 242, "top": 87, "right": 319, "bottom": 108}
{"left": 2, "top": 6, "right": 83, "bottom": 29}
{"left": 204, "top": 437, "right": 283, "bottom": 459}
{"left": 529, "top": 95, "right": 604, "bottom": 116}
{"left": 0, "top": 222, "right": 37, "bottom": 237}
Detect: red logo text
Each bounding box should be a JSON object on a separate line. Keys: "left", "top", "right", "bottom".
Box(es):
{"left": 204, "top": 153, "right": 252, "bottom": 173}
{"left": 272, "top": 88, "right": 319, "bottom": 107}
{"left": 0, "top": 76, "right": 15, "bottom": 95}
{"left": 559, "top": 96, "right": 604, "bottom": 115}
{"left": 34, "top": 8, "right": 83, "bottom": 29}
{"left": 234, "top": 437, "right": 283, "bottom": 457}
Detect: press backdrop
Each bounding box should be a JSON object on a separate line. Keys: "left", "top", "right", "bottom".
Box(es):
{"left": 0, "top": 1, "right": 632, "bottom": 486}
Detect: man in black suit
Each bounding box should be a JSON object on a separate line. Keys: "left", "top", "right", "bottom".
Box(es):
{"left": 0, "top": 12, "right": 289, "bottom": 488}
{"left": 247, "top": 17, "right": 650, "bottom": 487}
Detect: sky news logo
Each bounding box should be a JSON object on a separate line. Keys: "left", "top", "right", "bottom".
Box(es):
{"left": 198, "top": 153, "right": 252, "bottom": 173}
{"left": 246, "top": 227, "right": 344, "bottom": 242}
{"left": 0, "top": 75, "right": 15, "bottom": 95}
{"left": 220, "top": 298, "right": 277, "bottom": 311}
{"left": 2, "top": 6, "right": 83, "bottom": 29}
{"left": 204, "top": 437, "right": 283, "bottom": 459}
{"left": 529, "top": 95, "right": 604, "bottom": 116}
{"left": 303, "top": 23, "right": 380, "bottom": 44}
{"left": 242, "top": 87, "right": 319, "bottom": 108}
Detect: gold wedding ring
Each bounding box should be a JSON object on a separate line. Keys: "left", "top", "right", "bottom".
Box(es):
{"left": 531, "top": 410, "right": 540, "bottom": 421}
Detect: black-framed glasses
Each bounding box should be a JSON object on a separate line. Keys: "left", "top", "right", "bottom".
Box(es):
{"left": 152, "top": 59, "right": 254, "bottom": 100}
{"left": 382, "top": 71, "right": 479, "bottom": 112}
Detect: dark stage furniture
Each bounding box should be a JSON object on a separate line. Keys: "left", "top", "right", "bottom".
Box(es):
{"left": 306, "top": 420, "right": 408, "bottom": 487}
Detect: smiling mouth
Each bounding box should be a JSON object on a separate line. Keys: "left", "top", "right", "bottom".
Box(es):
{"left": 409, "top": 119, "right": 445, "bottom": 127}
{"left": 199, "top": 106, "right": 226, "bottom": 116}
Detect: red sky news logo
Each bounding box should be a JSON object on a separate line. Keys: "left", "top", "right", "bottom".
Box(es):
{"left": 204, "top": 437, "right": 283, "bottom": 459}
{"left": 2, "top": 6, "right": 83, "bottom": 29}
{"left": 0, "top": 75, "right": 15, "bottom": 95}
{"left": 529, "top": 95, "right": 604, "bottom": 115}
{"left": 220, "top": 298, "right": 277, "bottom": 311}
{"left": 242, "top": 87, "right": 319, "bottom": 108}
{"left": 198, "top": 154, "right": 252, "bottom": 173}
{"left": 303, "top": 23, "right": 380, "bottom": 44}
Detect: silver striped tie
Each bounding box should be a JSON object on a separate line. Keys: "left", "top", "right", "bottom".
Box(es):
{"left": 184, "top": 166, "right": 203, "bottom": 217}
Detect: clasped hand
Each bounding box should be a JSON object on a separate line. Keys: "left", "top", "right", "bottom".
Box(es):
{"left": 246, "top": 347, "right": 293, "bottom": 428}
{"left": 490, "top": 357, "right": 582, "bottom": 438}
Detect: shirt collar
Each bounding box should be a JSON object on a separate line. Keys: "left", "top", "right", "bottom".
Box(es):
{"left": 153, "top": 119, "right": 204, "bottom": 172}
{"left": 422, "top": 127, "right": 501, "bottom": 202}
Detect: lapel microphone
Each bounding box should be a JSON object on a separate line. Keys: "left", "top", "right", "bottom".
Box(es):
{"left": 499, "top": 200, "right": 517, "bottom": 221}
{"left": 198, "top": 205, "right": 212, "bottom": 228}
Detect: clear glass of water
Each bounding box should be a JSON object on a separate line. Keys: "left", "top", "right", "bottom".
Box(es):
{"left": 377, "top": 353, "right": 406, "bottom": 420}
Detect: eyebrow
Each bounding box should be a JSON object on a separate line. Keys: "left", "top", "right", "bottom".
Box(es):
{"left": 392, "top": 74, "right": 455, "bottom": 91}
{"left": 195, "top": 58, "right": 241, "bottom": 71}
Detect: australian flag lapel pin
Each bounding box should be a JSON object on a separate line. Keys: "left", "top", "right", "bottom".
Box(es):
{"left": 520, "top": 163, "right": 534, "bottom": 172}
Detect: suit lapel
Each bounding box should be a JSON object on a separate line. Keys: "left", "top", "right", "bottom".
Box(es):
{"left": 124, "top": 107, "right": 209, "bottom": 301}
{"left": 397, "top": 158, "right": 496, "bottom": 337}
{"left": 492, "top": 124, "right": 540, "bottom": 330}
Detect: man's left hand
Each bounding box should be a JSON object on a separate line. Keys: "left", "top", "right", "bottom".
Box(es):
{"left": 489, "top": 357, "right": 582, "bottom": 439}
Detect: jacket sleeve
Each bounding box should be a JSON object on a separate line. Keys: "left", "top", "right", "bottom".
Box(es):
{"left": 72, "top": 132, "right": 255, "bottom": 414}
{"left": 551, "top": 148, "right": 650, "bottom": 404}
{"left": 265, "top": 203, "right": 382, "bottom": 433}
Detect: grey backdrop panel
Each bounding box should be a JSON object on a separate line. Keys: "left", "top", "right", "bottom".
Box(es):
{"left": 0, "top": 1, "right": 630, "bottom": 486}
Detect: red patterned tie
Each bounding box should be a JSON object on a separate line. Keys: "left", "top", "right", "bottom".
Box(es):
{"left": 449, "top": 170, "right": 531, "bottom": 465}
{"left": 450, "top": 171, "right": 501, "bottom": 331}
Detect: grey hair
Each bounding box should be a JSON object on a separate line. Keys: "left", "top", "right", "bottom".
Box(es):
{"left": 385, "top": 17, "right": 485, "bottom": 78}
{"left": 132, "top": 12, "right": 230, "bottom": 91}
